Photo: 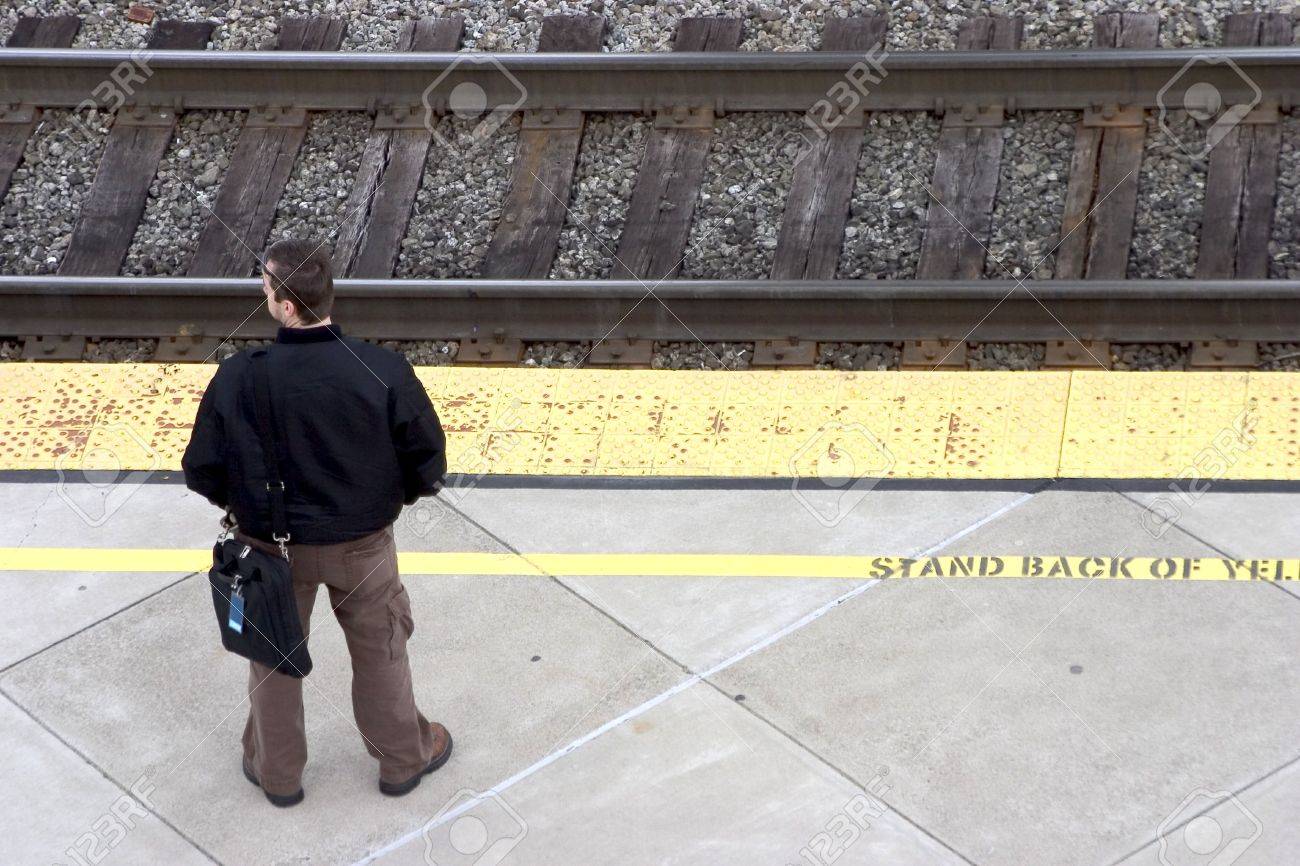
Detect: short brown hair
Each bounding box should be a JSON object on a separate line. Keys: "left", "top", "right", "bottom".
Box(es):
{"left": 264, "top": 238, "right": 334, "bottom": 323}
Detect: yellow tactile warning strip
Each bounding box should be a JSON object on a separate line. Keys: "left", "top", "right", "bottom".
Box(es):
{"left": 1, "top": 548, "right": 1297, "bottom": 581}
{"left": 0, "top": 364, "right": 1294, "bottom": 479}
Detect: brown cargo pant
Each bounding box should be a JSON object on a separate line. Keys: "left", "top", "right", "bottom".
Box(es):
{"left": 238, "top": 525, "right": 435, "bottom": 796}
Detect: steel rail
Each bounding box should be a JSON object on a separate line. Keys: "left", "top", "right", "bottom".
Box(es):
{"left": 2, "top": 47, "right": 1298, "bottom": 112}
{"left": 3, "top": 277, "right": 1297, "bottom": 342}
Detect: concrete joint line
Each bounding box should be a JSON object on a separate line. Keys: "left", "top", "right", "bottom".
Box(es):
{"left": 353, "top": 488, "right": 1043, "bottom": 864}
{"left": 0, "top": 687, "right": 222, "bottom": 865}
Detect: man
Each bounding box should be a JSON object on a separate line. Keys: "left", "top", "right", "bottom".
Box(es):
{"left": 182, "top": 238, "right": 451, "bottom": 808}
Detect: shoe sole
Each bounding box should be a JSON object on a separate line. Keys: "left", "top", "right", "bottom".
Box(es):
{"left": 243, "top": 762, "right": 304, "bottom": 808}
{"left": 380, "top": 733, "right": 454, "bottom": 797}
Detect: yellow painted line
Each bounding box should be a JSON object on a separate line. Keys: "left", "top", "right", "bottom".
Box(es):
{"left": 0, "top": 547, "right": 213, "bottom": 573}
{"left": 1, "top": 548, "right": 1296, "bottom": 581}
{"left": 2, "top": 363, "right": 1297, "bottom": 479}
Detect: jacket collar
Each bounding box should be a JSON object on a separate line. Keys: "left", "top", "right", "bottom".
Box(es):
{"left": 276, "top": 323, "right": 342, "bottom": 344}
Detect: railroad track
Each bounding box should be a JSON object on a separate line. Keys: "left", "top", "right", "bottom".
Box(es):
{"left": 1, "top": 10, "right": 1299, "bottom": 369}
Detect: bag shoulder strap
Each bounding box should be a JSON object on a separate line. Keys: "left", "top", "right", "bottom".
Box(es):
{"left": 249, "top": 349, "right": 290, "bottom": 551}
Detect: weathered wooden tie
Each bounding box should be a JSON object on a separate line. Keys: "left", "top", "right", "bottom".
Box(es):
{"left": 6, "top": 14, "right": 80, "bottom": 47}
{"left": 915, "top": 15, "right": 1022, "bottom": 282}
{"left": 482, "top": 14, "right": 605, "bottom": 281}
{"left": 187, "top": 16, "right": 344, "bottom": 277}
{"left": 1191, "top": 12, "right": 1291, "bottom": 369}
{"left": 58, "top": 21, "right": 215, "bottom": 276}
{"left": 1054, "top": 13, "right": 1158, "bottom": 282}
{"left": 612, "top": 17, "right": 743, "bottom": 281}
{"left": 1, "top": 16, "right": 81, "bottom": 204}
{"left": 905, "top": 16, "right": 1021, "bottom": 370}
{"left": 333, "top": 17, "right": 464, "bottom": 279}
{"left": 770, "top": 15, "right": 887, "bottom": 281}
{"left": 1196, "top": 12, "right": 1291, "bottom": 281}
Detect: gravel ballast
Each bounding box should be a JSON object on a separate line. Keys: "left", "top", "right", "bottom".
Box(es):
{"left": 968, "top": 342, "right": 1045, "bottom": 370}
{"left": 1111, "top": 342, "right": 1188, "bottom": 370}
{"left": 1129, "top": 113, "right": 1207, "bottom": 279}
{"left": 213, "top": 338, "right": 272, "bottom": 362}
{"left": 838, "top": 112, "right": 938, "bottom": 279}
{"left": 816, "top": 342, "right": 899, "bottom": 371}
{"left": 378, "top": 340, "right": 459, "bottom": 366}
{"left": 1271, "top": 115, "right": 1300, "bottom": 279}
{"left": 122, "top": 111, "right": 243, "bottom": 276}
{"left": 984, "top": 112, "right": 1075, "bottom": 280}
{"left": 1, "top": 1, "right": 1297, "bottom": 379}
{"left": 396, "top": 116, "right": 518, "bottom": 278}
{"left": 268, "top": 112, "right": 371, "bottom": 249}
{"left": 549, "top": 114, "right": 647, "bottom": 279}
{"left": 523, "top": 341, "right": 589, "bottom": 367}
{"left": 652, "top": 341, "right": 752, "bottom": 370}
{"left": 681, "top": 113, "right": 801, "bottom": 279}
{"left": 1260, "top": 342, "right": 1300, "bottom": 371}
{"left": 2, "top": 3, "right": 151, "bottom": 49}
{"left": 82, "top": 338, "right": 156, "bottom": 361}
{"left": 877, "top": 1, "right": 1299, "bottom": 50}
{"left": 0, "top": 336, "right": 1271, "bottom": 371}
{"left": 5, "top": 1, "right": 1297, "bottom": 50}
{"left": 0, "top": 110, "right": 110, "bottom": 275}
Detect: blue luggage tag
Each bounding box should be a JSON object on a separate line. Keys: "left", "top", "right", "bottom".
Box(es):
{"left": 227, "top": 592, "right": 245, "bottom": 633}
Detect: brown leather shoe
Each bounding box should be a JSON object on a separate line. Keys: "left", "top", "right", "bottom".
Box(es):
{"left": 379, "top": 723, "right": 453, "bottom": 797}
{"left": 242, "top": 759, "right": 304, "bottom": 808}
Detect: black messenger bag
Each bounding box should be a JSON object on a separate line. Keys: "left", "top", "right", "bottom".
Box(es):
{"left": 208, "top": 349, "right": 313, "bottom": 678}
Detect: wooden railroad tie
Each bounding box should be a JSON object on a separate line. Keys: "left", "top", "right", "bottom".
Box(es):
{"left": 333, "top": 16, "right": 465, "bottom": 279}
{"left": 1045, "top": 340, "right": 1112, "bottom": 370}
{"left": 902, "top": 340, "right": 967, "bottom": 370}
{"left": 1, "top": 16, "right": 80, "bottom": 204}
{"left": 7, "top": 14, "right": 84, "bottom": 361}
{"left": 58, "top": 20, "right": 215, "bottom": 277}
{"left": 1196, "top": 12, "right": 1292, "bottom": 282}
{"left": 916, "top": 15, "right": 1022, "bottom": 281}
{"left": 463, "top": 14, "right": 607, "bottom": 363}
{"left": 481, "top": 14, "right": 605, "bottom": 281}
{"left": 612, "top": 17, "right": 743, "bottom": 282}
{"left": 1186, "top": 12, "right": 1292, "bottom": 371}
{"left": 187, "top": 16, "right": 345, "bottom": 279}
{"left": 1055, "top": 13, "right": 1158, "bottom": 281}
{"left": 770, "top": 14, "right": 886, "bottom": 281}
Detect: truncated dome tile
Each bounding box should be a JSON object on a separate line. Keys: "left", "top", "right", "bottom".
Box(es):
{"left": 0, "top": 364, "right": 1296, "bottom": 479}
{"left": 597, "top": 433, "right": 656, "bottom": 470}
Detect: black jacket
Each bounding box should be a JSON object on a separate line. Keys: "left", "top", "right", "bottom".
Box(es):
{"left": 182, "top": 324, "right": 446, "bottom": 544}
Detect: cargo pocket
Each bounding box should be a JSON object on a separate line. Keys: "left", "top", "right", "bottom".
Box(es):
{"left": 387, "top": 585, "right": 415, "bottom": 660}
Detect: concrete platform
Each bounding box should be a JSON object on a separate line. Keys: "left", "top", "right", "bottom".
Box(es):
{"left": 1, "top": 479, "right": 1297, "bottom": 866}
{"left": 372, "top": 682, "right": 963, "bottom": 866}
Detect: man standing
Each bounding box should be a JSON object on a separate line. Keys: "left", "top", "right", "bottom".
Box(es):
{"left": 183, "top": 239, "right": 452, "bottom": 807}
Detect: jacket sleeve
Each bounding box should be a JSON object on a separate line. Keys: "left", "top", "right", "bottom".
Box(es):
{"left": 181, "top": 366, "right": 229, "bottom": 508}
{"left": 390, "top": 361, "right": 447, "bottom": 504}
